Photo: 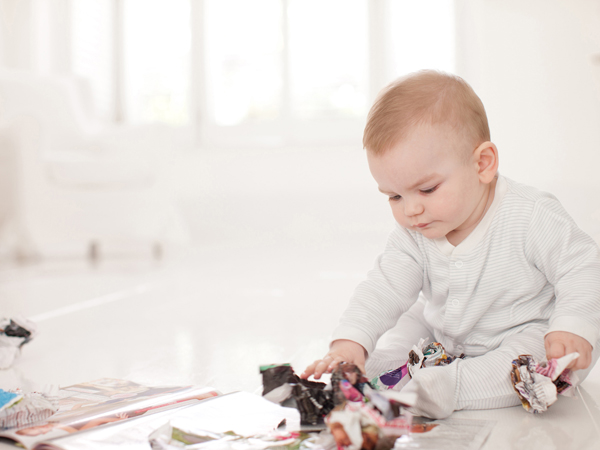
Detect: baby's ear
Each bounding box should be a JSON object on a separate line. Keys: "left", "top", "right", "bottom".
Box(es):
{"left": 475, "top": 141, "right": 499, "bottom": 183}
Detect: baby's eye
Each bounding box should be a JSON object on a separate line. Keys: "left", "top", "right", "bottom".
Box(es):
{"left": 389, "top": 195, "right": 402, "bottom": 201}
{"left": 420, "top": 185, "right": 439, "bottom": 194}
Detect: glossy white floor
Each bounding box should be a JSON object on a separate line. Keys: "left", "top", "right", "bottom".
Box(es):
{"left": 1, "top": 147, "right": 600, "bottom": 449}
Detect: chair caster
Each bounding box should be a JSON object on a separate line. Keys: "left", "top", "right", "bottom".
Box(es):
{"left": 152, "top": 242, "right": 163, "bottom": 260}
{"left": 88, "top": 241, "right": 99, "bottom": 261}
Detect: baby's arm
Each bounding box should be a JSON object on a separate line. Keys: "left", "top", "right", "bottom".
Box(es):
{"left": 301, "top": 339, "right": 367, "bottom": 380}
{"left": 545, "top": 331, "right": 592, "bottom": 370}
{"left": 525, "top": 198, "right": 600, "bottom": 364}
{"left": 302, "top": 225, "right": 423, "bottom": 379}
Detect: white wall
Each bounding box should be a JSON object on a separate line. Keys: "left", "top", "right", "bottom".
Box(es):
{"left": 456, "top": 0, "right": 600, "bottom": 240}
{"left": 0, "top": 0, "right": 70, "bottom": 72}
{"left": 0, "top": 0, "right": 33, "bottom": 69}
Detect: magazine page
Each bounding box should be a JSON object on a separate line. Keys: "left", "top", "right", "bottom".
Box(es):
{"left": 0, "top": 379, "right": 219, "bottom": 450}
{"left": 37, "top": 392, "right": 299, "bottom": 450}
{"left": 57, "top": 395, "right": 493, "bottom": 450}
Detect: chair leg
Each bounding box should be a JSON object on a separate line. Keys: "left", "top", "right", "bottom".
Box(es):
{"left": 14, "top": 246, "right": 39, "bottom": 264}
{"left": 88, "top": 240, "right": 99, "bottom": 261}
{"left": 152, "top": 242, "right": 163, "bottom": 260}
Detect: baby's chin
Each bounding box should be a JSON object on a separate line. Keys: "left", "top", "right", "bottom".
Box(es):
{"left": 415, "top": 226, "right": 447, "bottom": 240}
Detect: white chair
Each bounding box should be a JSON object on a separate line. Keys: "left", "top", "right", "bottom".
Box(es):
{"left": 0, "top": 70, "right": 189, "bottom": 260}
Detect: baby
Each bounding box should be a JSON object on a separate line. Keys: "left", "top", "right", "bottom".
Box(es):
{"left": 301, "top": 70, "right": 600, "bottom": 419}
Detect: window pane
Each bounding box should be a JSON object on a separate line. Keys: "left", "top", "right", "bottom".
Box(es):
{"left": 288, "top": 0, "right": 368, "bottom": 119}
{"left": 123, "top": 0, "right": 191, "bottom": 125}
{"left": 71, "top": 0, "right": 114, "bottom": 121}
{"left": 206, "top": 0, "right": 283, "bottom": 126}
{"left": 390, "top": 0, "right": 455, "bottom": 76}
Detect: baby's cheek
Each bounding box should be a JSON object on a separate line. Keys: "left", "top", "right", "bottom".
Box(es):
{"left": 443, "top": 195, "right": 468, "bottom": 219}
{"left": 430, "top": 197, "right": 453, "bottom": 218}
{"left": 390, "top": 207, "right": 406, "bottom": 225}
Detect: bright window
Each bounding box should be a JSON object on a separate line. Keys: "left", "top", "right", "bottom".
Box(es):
{"left": 70, "top": 0, "right": 456, "bottom": 145}
{"left": 71, "top": 0, "right": 114, "bottom": 121}
{"left": 288, "top": 0, "right": 368, "bottom": 119}
{"left": 389, "top": 0, "right": 455, "bottom": 76}
{"left": 205, "top": 0, "right": 368, "bottom": 126}
{"left": 205, "top": 0, "right": 283, "bottom": 126}
{"left": 123, "top": 0, "right": 191, "bottom": 125}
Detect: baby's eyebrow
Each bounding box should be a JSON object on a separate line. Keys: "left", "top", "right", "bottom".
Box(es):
{"left": 378, "top": 174, "right": 441, "bottom": 195}
{"left": 407, "top": 174, "right": 440, "bottom": 190}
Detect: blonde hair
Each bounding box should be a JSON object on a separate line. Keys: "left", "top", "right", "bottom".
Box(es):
{"left": 363, "top": 70, "right": 490, "bottom": 155}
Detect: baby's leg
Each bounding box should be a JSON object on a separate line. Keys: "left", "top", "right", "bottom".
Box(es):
{"left": 366, "top": 297, "right": 432, "bottom": 378}
{"left": 403, "top": 329, "right": 547, "bottom": 419}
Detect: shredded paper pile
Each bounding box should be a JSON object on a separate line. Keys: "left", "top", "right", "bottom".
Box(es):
{"left": 261, "top": 362, "right": 428, "bottom": 450}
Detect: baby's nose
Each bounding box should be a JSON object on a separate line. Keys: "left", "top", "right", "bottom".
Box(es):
{"left": 404, "top": 199, "right": 424, "bottom": 216}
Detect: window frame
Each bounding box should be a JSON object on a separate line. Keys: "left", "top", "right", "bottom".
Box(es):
{"left": 83, "top": 0, "right": 406, "bottom": 149}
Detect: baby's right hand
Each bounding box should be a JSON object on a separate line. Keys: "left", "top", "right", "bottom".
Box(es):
{"left": 300, "top": 339, "right": 367, "bottom": 380}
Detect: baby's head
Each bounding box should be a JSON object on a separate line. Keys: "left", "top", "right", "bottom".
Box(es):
{"left": 364, "top": 70, "right": 499, "bottom": 242}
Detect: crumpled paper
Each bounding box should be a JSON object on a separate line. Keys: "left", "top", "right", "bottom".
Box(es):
{"left": 0, "top": 316, "right": 37, "bottom": 370}
{"left": 325, "top": 382, "right": 417, "bottom": 450}
{"left": 0, "top": 390, "right": 57, "bottom": 430}
{"left": 260, "top": 364, "right": 334, "bottom": 426}
{"left": 371, "top": 339, "right": 464, "bottom": 391}
{"left": 0, "top": 390, "right": 22, "bottom": 412}
{"left": 511, "top": 352, "right": 580, "bottom": 414}
{"left": 262, "top": 363, "right": 420, "bottom": 450}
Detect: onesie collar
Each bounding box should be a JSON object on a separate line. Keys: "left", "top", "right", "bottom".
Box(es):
{"left": 434, "top": 174, "right": 508, "bottom": 257}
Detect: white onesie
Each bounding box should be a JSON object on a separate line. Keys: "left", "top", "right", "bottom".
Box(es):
{"left": 331, "top": 175, "right": 600, "bottom": 418}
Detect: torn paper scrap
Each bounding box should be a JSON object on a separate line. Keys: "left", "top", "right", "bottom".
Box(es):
{"left": 0, "top": 316, "right": 37, "bottom": 370}
{"left": 0, "top": 391, "right": 57, "bottom": 429}
{"left": 371, "top": 339, "right": 464, "bottom": 391}
{"left": 260, "top": 363, "right": 334, "bottom": 426}
{"left": 511, "top": 352, "right": 580, "bottom": 414}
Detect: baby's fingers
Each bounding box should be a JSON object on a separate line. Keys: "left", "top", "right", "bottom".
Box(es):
{"left": 544, "top": 331, "right": 593, "bottom": 371}
{"left": 313, "top": 355, "right": 339, "bottom": 379}
{"left": 545, "top": 340, "right": 565, "bottom": 361}
{"left": 569, "top": 347, "right": 592, "bottom": 371}
{"left": 571, "top": 352, "right": 590, "bottom": 371}
{"left": 300, "top": 360, "right": 319, "bottom": 380}
{"left": 560, "top": 342, "right": 591, "bottom": 370}
{"left": 301, "top": 357, "right": 331, "bottom": 380}
{"left": 324, "top": 355, "right": 348, "bottom": 375}
{"left": 301, "top": 355, "right": 344, "bottom": 380}
{"left": 355, "top": 360, "right": 367, "bottom": 375}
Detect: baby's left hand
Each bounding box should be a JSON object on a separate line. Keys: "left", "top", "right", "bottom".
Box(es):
{"left": 544, "top": 331, "right": 592, "bottom": 371}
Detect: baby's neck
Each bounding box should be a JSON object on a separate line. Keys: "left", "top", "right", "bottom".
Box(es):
{"left": 446, "top": 177, "right": 497, "bottom": 247}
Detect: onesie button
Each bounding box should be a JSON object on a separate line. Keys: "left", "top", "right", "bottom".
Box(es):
{"left": 456, "top": 345, "right": 464, "bottom": 353}
{"left": 451, "top": 299, "right": 459, "bottom": 307}
{"left": 454, "top": 260, "right": 463, "bottom": 268}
